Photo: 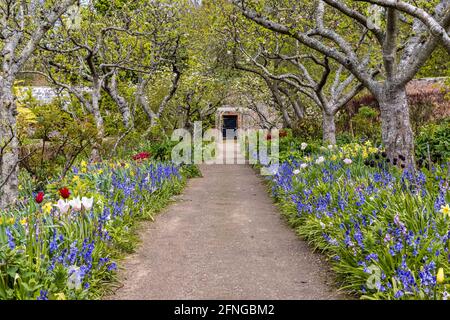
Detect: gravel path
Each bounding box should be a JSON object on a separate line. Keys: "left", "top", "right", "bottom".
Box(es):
{"left": 106, "top": 164, "right": 344, "bottom": 300}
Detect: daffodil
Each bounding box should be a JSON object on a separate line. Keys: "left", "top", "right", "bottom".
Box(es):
{"left": 55, "top": 292, "right": 66, "bottom": 300}
{"left": 8, "top": 217, "right": 15, "bottom": 225}
{"left": 42, "top": 202, "right": 53, "bottom": 214}
{"left": 20, "top": 218, "right": 27, "bottom": 226}
{"left": 437, "top": 268, "right": 445, "bottom": 284}
{"left": 440, "top": 204, "right": 450, "bottom": 217}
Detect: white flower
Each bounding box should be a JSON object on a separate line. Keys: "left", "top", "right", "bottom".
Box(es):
{"left": 293, "top": 169, "right": 301, "bottom": 175}
{"left": 55, "top": 199, "right": 70, "bottom": 214}
{"left": 343, "top": 158, "right": 353, "bottom": 165}
{"left": 69, "top": 197, "right": 82, "bottom": 211}
{"left": 81, "top": 197, "right": 94, "bottom": 211}
{"left": 300, "top": 163, "right": 308, "bottom": 169}
{"left": 316, "top": 156, "right": 325, "bottom": 164}
{"left": 320, "top": 222, "right": 326, "bottom": 229}
{"left": 301, "top": 143, "right": 308, "bottom": 150}
{"left": 328, "top": 144, "right": 334, "bottom": 150}
{"left": 67, "top": 266, "right": 82, "bottom": 290}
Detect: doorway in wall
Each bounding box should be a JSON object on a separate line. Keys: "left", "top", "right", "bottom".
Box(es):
{"left": 222, "top": 115, "right": 238, "bottom": 139}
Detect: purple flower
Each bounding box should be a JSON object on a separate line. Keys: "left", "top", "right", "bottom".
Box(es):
{"left": 107, "top": 262, "right": 117, "bottom": 271}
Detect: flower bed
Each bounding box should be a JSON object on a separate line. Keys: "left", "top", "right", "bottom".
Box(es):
{"left": 0, "top": 159, "right": 189, "bottom": 300}
{"left": 267, "top": 141, "right": 450, "bottom": 300}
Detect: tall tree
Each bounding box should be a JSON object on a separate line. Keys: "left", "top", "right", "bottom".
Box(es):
{"left": 0, "top": 0, "right": 76, "bottom": 208}
{"left": 233, "top": 0, "right": 450, "bottom": 164}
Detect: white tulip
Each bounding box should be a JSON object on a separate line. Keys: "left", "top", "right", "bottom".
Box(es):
{"left": 300, "top": 163, "right": 309, "bottom": 169}
{"left": 69, "top": 197, "right": 82, "bottom": 211}
{"left": 55, "top": 199, "right": 70, "bottom": 214}
{"left": 316, "top": 156, "right": 325, "bottom": 164}
{"left": 82, "top": 197, "right": 94, "bottom": 211}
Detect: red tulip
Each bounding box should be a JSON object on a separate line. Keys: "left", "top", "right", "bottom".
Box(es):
{"left": 132, "top": 152, "right": 151, "bottom": 161}
{"left": 35, "top": 191, "right": 44, "bottom": 204}
{"left": 59, "top": 187, "right": 71, "bottom": 199}
{"left": 266, "top": 134, "right": 272, "bottom": 141}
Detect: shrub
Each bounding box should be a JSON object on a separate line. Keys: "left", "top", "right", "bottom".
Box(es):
{"left": 351, "top": 106, "right": 381, "bottom": 143}
{"left": 415, "top": 118, "right": 450, "bottom": 166}
{"left": 19, "top": 103, "right": 98, "bottom": 185}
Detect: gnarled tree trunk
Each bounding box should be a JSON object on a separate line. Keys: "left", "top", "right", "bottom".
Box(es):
{"left": 0, "top": 79, "right": 19, "bottom": 209}
{"left": 378, "top": 86, "right": 415, "bottom": 165}
{"left": 104, "top": 72, "right": 132, "bottom": 128}
{"left": 281, "top": 107, "right": 293, "bottom": 129}
{"left": 322, "top": 111, "right": 336, "bottom": 145}
{"left": 89, "top": 82, "right": 105, "bottom": 162}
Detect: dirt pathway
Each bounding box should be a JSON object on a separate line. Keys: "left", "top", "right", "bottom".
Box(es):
{"left": 106, "top": 164, "right": 344, "bottom": 300}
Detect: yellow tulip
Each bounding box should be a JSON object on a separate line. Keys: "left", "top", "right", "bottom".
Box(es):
{"left": 437, "top": 268, "right": 445, "bottom": 284}
{"left": 20, "top": 218, "right": 27, "bottom": 226}
{"left": 8, "top": 217, "right": 15, "bottom": 225}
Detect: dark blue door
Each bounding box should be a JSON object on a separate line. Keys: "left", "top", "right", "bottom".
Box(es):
{"left": 223, "top": 115, "right": 238, "bottom": 139}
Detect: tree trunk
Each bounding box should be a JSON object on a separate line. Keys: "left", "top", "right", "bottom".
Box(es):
{"left": 378, "top": 86, "right": 415, "bottom": 165}
{"left": 104, "top": 73, "right": 131, "bottom": 128}
{"left": 291, "top": 97, "right": 305, "bottom": 120}
{"left": 0, "top": 79, "right": 19, "bottom": 209}
{"left": 90, "top": 84, "right": 104, "bottom": 162}
{"left": 281, "top": 107, "right": 292, "bottom": 129}
{"left": 136, "top": 77, "right": 157, "bottom": 124}
{"left": 322, "top": 111, "right": 336, "bottom": 145}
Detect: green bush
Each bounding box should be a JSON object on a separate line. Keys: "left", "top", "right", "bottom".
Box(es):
{"left": 415, "top": 118, "right": 450, "bottom": 166}
{"left": 351, "top": 106, "right": 381, "bottom": 143}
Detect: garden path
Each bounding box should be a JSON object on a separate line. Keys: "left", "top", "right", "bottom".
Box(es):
{"left": 106, "top": 144, "right": 344, "bottom": 299}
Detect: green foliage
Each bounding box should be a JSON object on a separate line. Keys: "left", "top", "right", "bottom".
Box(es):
{"left": 149, "top": 140, "right": 179, "bottom": 162}
{"left": 17, "top": 100, "right": 98, "bottom": 186}
{"left": 415, "top": 118, "right": 450, "bottom": 166}
{"left": 291, "top": 116, "right": 323, "bottom": 141}
{"left": 351, "top": 106, "right": 381, "bottom": 143}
